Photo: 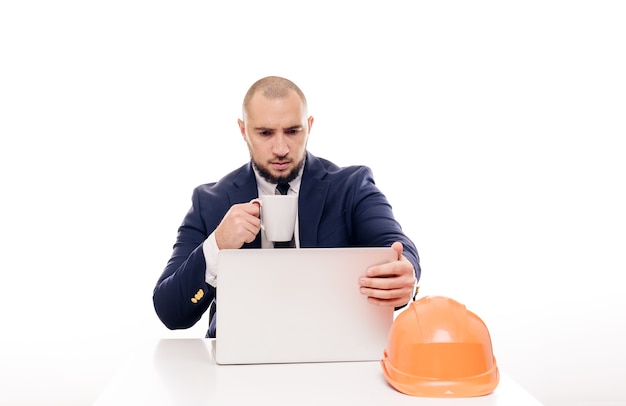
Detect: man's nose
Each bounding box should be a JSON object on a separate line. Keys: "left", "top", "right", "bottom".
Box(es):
{"left": 272, "top": 133, "right": 289, "bottom": 156}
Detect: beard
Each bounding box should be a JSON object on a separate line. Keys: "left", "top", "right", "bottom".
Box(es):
{"left": 251, "top": 155, "right": 305, "bottom": 184}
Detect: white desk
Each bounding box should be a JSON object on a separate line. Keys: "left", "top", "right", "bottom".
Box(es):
{"left": 95, "top": 338, "right": 543, "bottom": 405}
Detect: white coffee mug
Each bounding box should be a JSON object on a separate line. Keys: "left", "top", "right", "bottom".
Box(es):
{"left": 254, "top": 195, "right": 298, "bottom": 242}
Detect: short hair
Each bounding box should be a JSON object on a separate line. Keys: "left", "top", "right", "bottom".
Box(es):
{"left": 242, "top": 76, "right": 308, "bottom": 118}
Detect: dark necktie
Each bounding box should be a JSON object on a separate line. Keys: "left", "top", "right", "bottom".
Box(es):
{"left": 274, "top": 183, "right": 295, "bottom": 248}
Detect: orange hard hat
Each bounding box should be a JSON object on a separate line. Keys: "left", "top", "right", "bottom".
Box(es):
{"left": 381, "top": 295, "right": 499, "bottom": 397}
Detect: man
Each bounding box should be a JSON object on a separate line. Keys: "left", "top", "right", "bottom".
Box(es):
{"left": 153, "top": 76, "right": 420, "bottom": 338}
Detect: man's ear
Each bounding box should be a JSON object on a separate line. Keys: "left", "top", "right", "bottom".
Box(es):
{"left": 237, "top": 119, "right": 246, "bottom": 139}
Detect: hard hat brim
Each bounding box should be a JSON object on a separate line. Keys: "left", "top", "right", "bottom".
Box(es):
{"left": 381, "top": 355, "right": 500, "bottom": 398}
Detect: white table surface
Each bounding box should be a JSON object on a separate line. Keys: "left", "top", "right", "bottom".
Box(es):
{"left": 94, "top": 338, "right": 543, "bottom": 406}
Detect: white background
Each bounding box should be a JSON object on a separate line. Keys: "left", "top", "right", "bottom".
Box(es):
{"left": 1, "top": 1, "right": 625, "bottom": 405}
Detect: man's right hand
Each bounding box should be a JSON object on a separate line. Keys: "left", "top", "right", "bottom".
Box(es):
{"left": 214, "top": 201, "right": 261, "bottom": 249}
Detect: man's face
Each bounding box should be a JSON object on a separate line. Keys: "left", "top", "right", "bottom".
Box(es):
{"left": 238, "top": 90, "right": 314, "bottom": 184}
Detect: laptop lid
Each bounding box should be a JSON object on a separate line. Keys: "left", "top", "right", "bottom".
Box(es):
{"left": 215, "top": 247, "right": 396, "bottom": 365}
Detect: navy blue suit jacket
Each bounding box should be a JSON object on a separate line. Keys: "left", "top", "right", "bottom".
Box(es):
{"left": 153, "top": 152, "right": 420, "bottom": 337}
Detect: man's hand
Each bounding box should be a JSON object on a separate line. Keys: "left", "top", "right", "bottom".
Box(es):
{"left": 359, "top": 242, "right": 417, "bottom": 307}
{"left": 214, "top": 201, "right": 261, "bottom": 250}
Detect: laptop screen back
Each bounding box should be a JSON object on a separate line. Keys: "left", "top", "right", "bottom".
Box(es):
{"left": 215, "top": 247, "right": 396, "bottom": 365}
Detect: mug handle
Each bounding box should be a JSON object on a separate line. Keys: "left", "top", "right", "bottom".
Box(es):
{"left": 250, "top": 198, "right": 264, "bottom": 232}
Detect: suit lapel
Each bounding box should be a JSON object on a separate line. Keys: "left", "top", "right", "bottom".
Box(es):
{"left": 299, "top": 153, "right": 330, "bottom": 247}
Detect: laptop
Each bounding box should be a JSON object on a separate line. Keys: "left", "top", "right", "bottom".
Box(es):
{"left": 214, "top": 247, "right": 396, "bottom": 365}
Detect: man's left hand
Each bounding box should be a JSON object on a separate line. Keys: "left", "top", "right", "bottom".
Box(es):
{"left": 359, "top": 242, "right": 417, "bottom": 307}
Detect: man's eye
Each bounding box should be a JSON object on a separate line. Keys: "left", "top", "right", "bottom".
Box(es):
{"left": 259, "top": 130, "right": 272, "bottom": 136}
{"left": 286, "top": 129, "right": 298, "bottom": 135}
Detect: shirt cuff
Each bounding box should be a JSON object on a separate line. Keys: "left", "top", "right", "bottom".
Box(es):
{"left": 202, "top": 232, "right": 220, "bottom": 287}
